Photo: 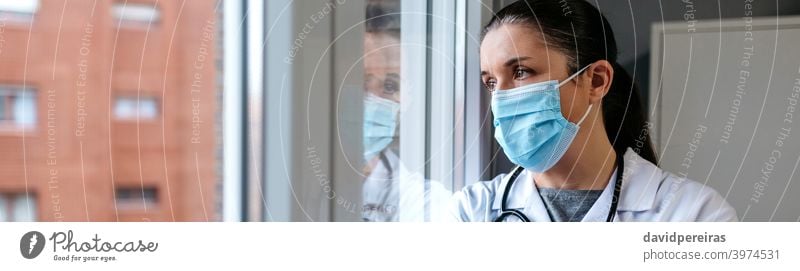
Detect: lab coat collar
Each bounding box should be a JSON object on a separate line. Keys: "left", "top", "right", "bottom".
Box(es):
{"left": 490, "top": 167, "right": 532, "bottom": 211}
{"left": 489, "top": 148, "right": 662, "bottom": 215}
{"left": 617, "top": 147, "right": 663, "bottom": 212}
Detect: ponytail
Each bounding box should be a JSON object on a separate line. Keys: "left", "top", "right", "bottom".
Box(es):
{"left": 602, "top": 62, "right": 658, "bottom": 164}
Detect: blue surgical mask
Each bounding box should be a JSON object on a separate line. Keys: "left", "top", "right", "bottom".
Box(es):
{"left": 363, "top": 94, "right": 399, "bottom": 162}
{"left": 491, "top": 65, "right": 592, "bottom": 172}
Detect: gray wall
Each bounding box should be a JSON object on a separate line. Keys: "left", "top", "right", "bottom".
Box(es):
{"left": 598, "top": 0, "right": 800, "bottom": 107}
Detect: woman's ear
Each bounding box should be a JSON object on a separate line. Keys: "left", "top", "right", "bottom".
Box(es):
{"left": 587, "top": 60, "right": 614, "bottom": 104}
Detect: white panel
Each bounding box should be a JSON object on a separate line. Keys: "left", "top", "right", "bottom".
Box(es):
{"left": 652, "top": 17, "right": 800, "bottom": 221}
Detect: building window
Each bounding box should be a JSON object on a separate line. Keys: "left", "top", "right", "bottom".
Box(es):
{"left": 115, "top": 187, "right": 158, "bottom": 209}
{"left": 114, "top": 96, "right": 158, "bottom": 121}
{"left": 0, "top": 193, "right": 37, "bottom": 222}
{"left": 0, "top": 85, "right": 36, "bottom": 128}
{"left": 0, "top": 0, "right": 39, "bottom": 21}
{"left": 113, "top": 2, "right": 161, "bottom": 28}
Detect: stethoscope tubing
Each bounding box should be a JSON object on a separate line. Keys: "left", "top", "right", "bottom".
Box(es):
{"left": 493, "top": 153, "right": 624, "bottom": 222}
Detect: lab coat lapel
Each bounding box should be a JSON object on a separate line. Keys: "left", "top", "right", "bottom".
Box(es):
{"left": 522, "top": 170, "right": 554, "bottom": 222}
{"left": 580, "top": 148, "right": 663, "bottom": 221}
{"left": 616, "top": 148, "right": 662, "bottom": 212}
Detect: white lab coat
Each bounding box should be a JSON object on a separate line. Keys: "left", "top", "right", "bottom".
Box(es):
{"left": 363, "top": 150, "right": 453, "bottom": 222}
{"left": 450, "top": 148, "right": 739, "bottom": 222}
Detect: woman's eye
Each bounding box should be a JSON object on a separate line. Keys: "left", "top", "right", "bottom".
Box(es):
{"left": 484, "top": 79, "right": 496, "bottom": 91}
{"left": 383, "top": 79, "right": 399, "bottom": 94}
{"left": 513, "top": 68, "right": 530, "bottom": 80}
{"left": 383, "top": 73, "right": 400, "bottom": 94}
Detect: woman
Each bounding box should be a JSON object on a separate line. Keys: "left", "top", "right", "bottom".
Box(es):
{"left": 451, "top": 0, "right": 737, "bottom": 222}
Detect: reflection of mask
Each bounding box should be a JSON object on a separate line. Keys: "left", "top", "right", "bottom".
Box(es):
{"left": 363, "top": 94, "right": 399, "bottom": 162}
{"left": 491, "top": 65, "right": 592, "bottom": 173}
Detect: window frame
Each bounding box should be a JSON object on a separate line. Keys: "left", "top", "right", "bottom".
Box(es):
{"left": 222, "top": 0, "right": 252, "bottom": 222}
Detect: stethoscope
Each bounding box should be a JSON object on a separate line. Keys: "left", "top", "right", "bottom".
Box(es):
{"left": 493, "top": 153, "right": 624, "bottom": 222}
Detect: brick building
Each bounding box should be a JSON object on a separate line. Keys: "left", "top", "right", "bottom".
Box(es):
{"left": 0, "top": 0, "right": 221, "bottom": 222}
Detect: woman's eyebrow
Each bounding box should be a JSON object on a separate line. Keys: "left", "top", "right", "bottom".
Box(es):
{"left": 503, "top": 56, "right": 532, "bottom": 67}
{"left": 481, "top": 56, "right": 533, "bottom": 76}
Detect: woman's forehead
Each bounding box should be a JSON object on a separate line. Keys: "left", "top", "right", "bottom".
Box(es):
{"left": 480, "top": 25, "right": 548, "bottom": 64}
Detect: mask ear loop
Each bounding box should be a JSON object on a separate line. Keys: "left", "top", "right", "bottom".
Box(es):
{"left": 557, "top": 64, "right": 593, "bottom": 126}
{"left": 576, "top": 104, "right": 593, "bottom": 126}
{"left": 557, "top": 65, "right": 592, "bottom": 88}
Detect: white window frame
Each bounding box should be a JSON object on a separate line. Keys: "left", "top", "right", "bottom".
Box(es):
{"left": 223, "top": 0, "right": 246, "bottom": 222}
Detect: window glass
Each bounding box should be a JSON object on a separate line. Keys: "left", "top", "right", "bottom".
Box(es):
{"left": 0, "top": 93, "right": 6, "bottom": 120}
{"left": 357, "top": 0, "right": 455, "bottom": 222}
{"left": 115, "top": 187, "right": 158, "bottom": 209}
{"left": 361, "top": 0, "right": 402, "bottom": 222}
{"left": 0, "top": 86, "right": 36, "bottom": 127}
{"left": 12, "top": 194, "right": 36, "bottom": 222}
{"left": 14, "top": 89, "right": 36, "bottom": 125}
{"left": 0, "top": 0, "right": 38, "bottom": 13}
{"left": 0, "top": 195, "right": 7, "bottom": 221}
{"left": 0, "top": 0, "right": 39, "bottom": 21}
{"left": 114, "top": 96, "right": 158, "bottom": 120}
{"left": 113, "top": 2, "right": 161, "bottom": 27}
{"left": 0, "top": 194, "right": 38, "bottom": 222}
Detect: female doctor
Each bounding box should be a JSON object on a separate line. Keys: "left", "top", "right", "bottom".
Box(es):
{"left": 451, "top": 0, "right": 738, "bottom": 222}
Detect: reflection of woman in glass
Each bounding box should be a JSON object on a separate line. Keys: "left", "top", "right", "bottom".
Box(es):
{"left": 361, "top": 0, "right": 450, "bottom": 221}
{"left": 361, "top": 0, "right": 402, "bottom": 222}
{"left": 452, "top": 0, "right": 737, "bottom": 222}
{"left": 362, "top": 0, "right": 401, "bottom": 170}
